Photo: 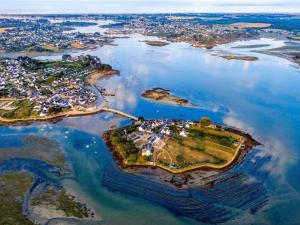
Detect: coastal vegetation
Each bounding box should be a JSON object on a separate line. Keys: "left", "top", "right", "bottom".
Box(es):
{"left": 0, "top": 99, "right": 38, "bottom": 120}
{"left": 0, "top": 173, "right": 34, "bottom": 225}
{"left": 109, "top": 125, "right": 140, "bottom": 165}
{"left": 31, "top": 186, "right": 92, "bottom": 219}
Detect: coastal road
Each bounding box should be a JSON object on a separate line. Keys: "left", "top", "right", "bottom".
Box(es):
{"left": 101, "top": 107, "right": 138, "bottom": 121}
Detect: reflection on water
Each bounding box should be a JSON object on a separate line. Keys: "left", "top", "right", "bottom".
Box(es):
{"left": 1, "top": 31, "right": 300, "bottom": 224}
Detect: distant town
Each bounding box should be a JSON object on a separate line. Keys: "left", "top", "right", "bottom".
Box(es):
{"left": 0, "top": 17, "right": 112, "bottom": 53}
{"left": 100, "top": 14, "right": 298, "bottom": 49}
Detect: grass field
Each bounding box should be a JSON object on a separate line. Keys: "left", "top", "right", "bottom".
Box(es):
{"left": 155, "top": 125, "right": 241, "bottom": 169}
{"left": 0, "top": 99, "right": 41, "bottom": 120}
{"left": 156, "top": 136, "right": 236, "bottom": 167}
{"left": 0, "top": 99, "right": 16, "bottom": 110}
{"left": 229, "top": 23, "right": 271, "bottom": 29}
{"left": 108, "top": 120, "right": 245, "bottom": 173}
{"left": 0, "top": 99, "right": 38, "bottom": 119}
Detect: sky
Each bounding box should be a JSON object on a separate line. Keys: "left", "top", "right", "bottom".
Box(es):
{"left": 0, "top": 0, "right": 300, "bottom": 14}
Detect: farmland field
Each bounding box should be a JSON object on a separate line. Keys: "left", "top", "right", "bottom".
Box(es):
{"left": 154, "top": 126, "right": 242, "bottom": 170}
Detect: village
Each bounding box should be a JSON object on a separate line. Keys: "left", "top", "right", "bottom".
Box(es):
{"left": 107, "top": 117, "right": 246, "bottom": 172}
{"left": 0, "top": 17, "right": 111, "bottom": 52}
{"left": 102, "top": 14, "right": 295, "bottom": 48}
{"left": 0, "top": 54, "right": 111, "bottom": 119}
{"left": 128, "top": 119, "right": 194, "bottom": 157}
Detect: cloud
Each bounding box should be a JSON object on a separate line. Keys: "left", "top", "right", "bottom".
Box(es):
{"left": 223, "top": 116, "right": 254, "bottom": 133}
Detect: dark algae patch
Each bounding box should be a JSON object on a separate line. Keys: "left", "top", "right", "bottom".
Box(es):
{"left": 0, "top": 135, "right": 66, "bottom": 170}
{"left": 31, "top": 186, "right": 93, "bottom": 219}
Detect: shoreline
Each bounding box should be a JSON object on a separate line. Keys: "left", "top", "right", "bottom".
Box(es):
{"left": 0, "top": 107, "right": 119, "bottom": 126}
{"left": 87, "top": 69, "right": 120, "bottom": 85}
{"left": 0, "top": 106, "right": 137, "bottom": 126}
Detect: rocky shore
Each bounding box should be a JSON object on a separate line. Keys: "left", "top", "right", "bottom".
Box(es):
{"left": 221, "top": 55, "right": 259, "bottom": 61}
{"left": 141, "top": 87, "right": 198, "bottom": 107}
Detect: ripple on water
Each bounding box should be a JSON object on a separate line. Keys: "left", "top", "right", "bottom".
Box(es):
{"left": 102, "top": 147, "right": 270, "bottom": 224}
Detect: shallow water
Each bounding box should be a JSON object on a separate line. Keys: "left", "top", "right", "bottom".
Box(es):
{"left": 1, "top": 32, "right": 300, "bottom": 224}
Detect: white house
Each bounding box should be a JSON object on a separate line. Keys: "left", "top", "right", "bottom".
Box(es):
{"left": 179, "top": 129, "right": 187, "bottom": 137}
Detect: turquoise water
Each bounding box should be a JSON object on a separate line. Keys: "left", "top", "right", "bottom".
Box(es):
{"left": 1, "top": 35, "right": 300, "bottom": 224}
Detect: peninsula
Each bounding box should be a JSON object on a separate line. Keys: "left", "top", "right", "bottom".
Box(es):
{"left": 104, "top": 117, "right": 259, "bottom": 174}
{"left": 0, "top": 54, "right": 117, "bottom": 123}
{"left": 142, "top": 87, "right": 197, "bottom": 107}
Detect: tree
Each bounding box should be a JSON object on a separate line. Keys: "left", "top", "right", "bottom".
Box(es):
{"left": 200, "top": 117, "right": 211, "bottom": 127}
{"left": 138, "top": 116, "right": 145, "bottom": 122}
{"left": 176, "top": 154, "right": 186, "bottom": 167}
{"left": 196, "top": 142, "right": 206, "bottom": 151}
{"left": 41, "top": 88, "right": 52, "bottom": 95}
{"left": 128, "top": 153, "right": 137, "bottom": 163}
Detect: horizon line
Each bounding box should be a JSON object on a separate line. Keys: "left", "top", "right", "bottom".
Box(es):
{"left": 0, "top": 12, "right": 300, "bottom": 15}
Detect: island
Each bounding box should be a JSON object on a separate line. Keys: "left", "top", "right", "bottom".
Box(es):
{"left": 0, "top": 54, "right": 118, "bottom": 123}
{"left": 141, "top": 87, "right": 197, "bottom": 107}
{"left": 143, "top": 40, "right": 170, "bottom": 46}
{"left": 104, "top": 117, "right": 259, "bottom": 174}
{"left": 229, "top": 22, "right": 271, "bottom": 29}
{"left": 221, "top": 55, "right": 259, "bottom": 61}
